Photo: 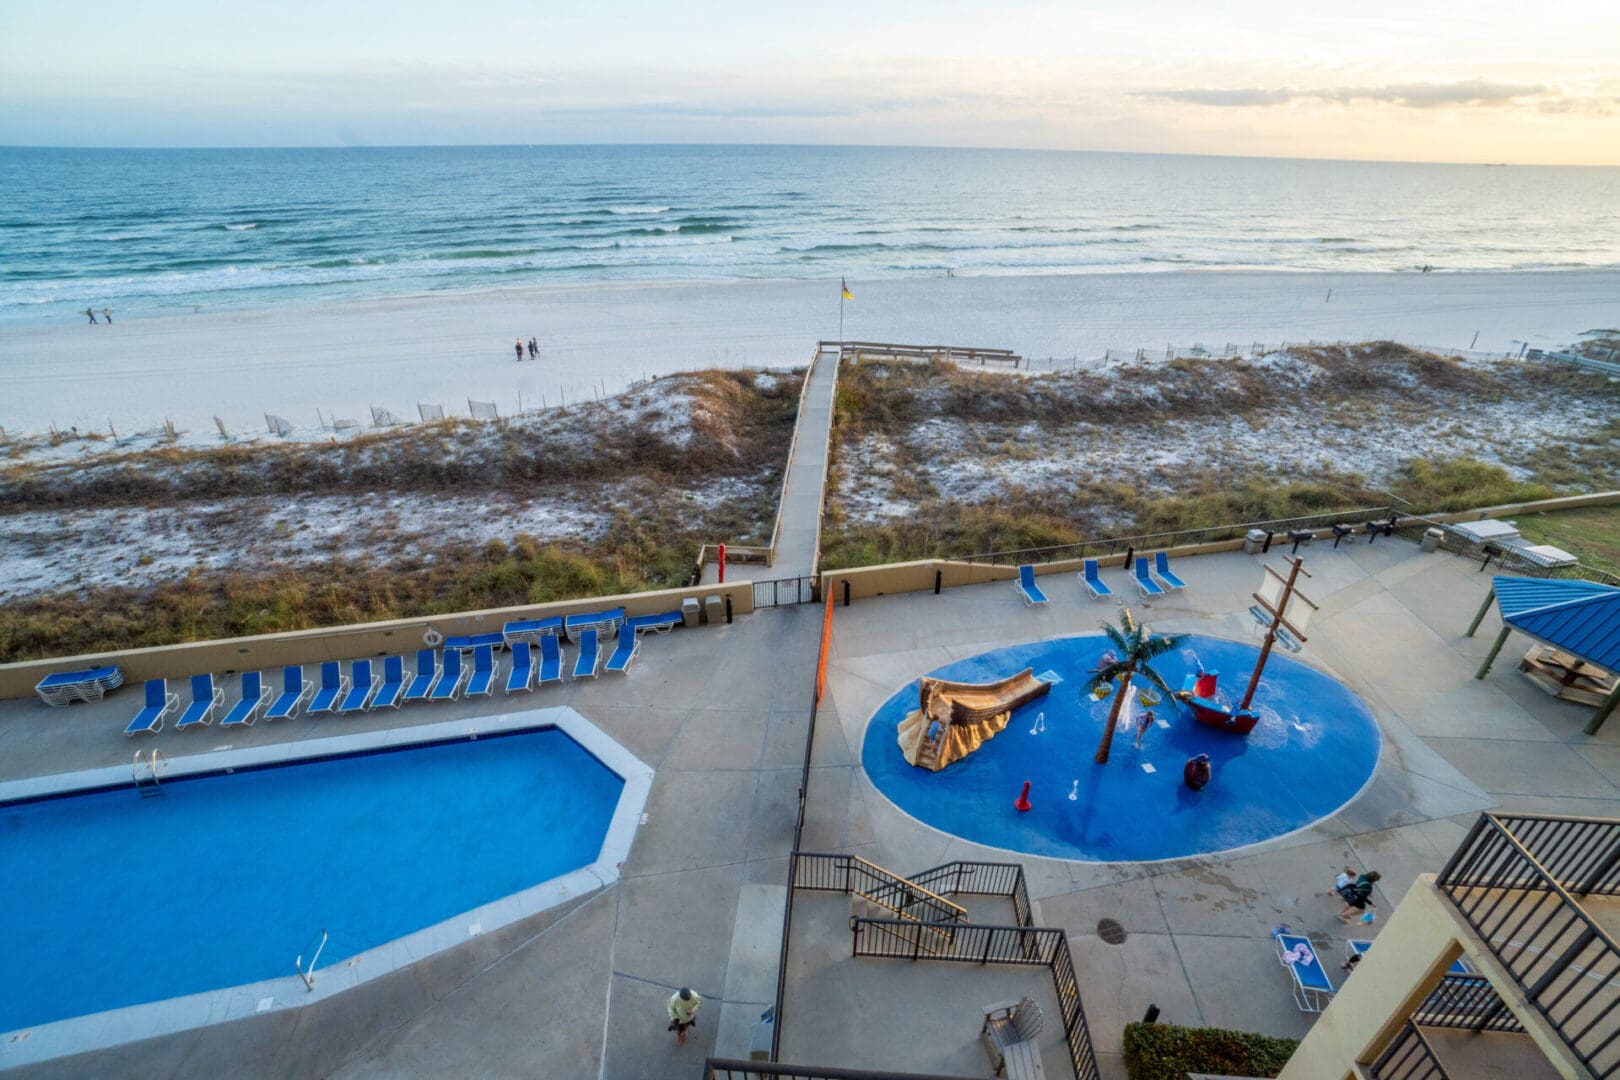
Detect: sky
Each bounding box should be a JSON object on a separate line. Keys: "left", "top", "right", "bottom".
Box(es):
{"left": 3, "top": 0, "right": 1618, "bottom": 164}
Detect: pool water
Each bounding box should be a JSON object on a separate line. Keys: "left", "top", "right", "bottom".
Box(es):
{"left": 861, "top": 635, "right": 1381, "bottom": 862}
{"left": 0, "top": 727, "right": 623, "bottom": 1033}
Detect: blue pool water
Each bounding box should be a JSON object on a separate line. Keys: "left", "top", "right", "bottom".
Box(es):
{"left": 861, "top": 635, "right": 1381, "bottom": 862}
{"left": 0, "top": 728, "right": 623, "bottom": 1033}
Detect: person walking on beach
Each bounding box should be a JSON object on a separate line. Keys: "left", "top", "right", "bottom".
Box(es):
{"left": 85, "top": 306, "right": 97, "bottom": 324}
{"left": 102, "top": 307, "right": 112, "bottom": 324}
{"left": 667, "top": 987, "right": 702, "bottom": 1046}
{"left": 527, "top": 336, "right": 538, "bottom": 359}
{"left": 1336, "top": 871, "right": 1381, "bottom": 922}
{"left": 515, "top": 338, "right": 524, "bottom": 362}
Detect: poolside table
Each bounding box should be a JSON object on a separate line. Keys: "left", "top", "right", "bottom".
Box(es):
{"left": 35, "top": 666, "right": 125, "bottom": 706}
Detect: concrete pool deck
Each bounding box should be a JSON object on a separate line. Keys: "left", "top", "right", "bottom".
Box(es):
{"left": 2, "top": 538, "right": 1618, "bottom": 1078}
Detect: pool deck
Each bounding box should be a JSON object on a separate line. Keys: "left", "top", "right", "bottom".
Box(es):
{"left": 3, "top": 538, "right": 1618, "bottom": 1078}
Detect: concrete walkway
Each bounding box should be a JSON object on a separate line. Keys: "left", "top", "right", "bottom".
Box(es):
{"left": 704, "top": 345, "right": 839, "bottom": 585}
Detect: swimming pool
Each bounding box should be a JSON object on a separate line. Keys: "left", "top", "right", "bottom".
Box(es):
{"left": 0, "top": 711, "right": 645, "bottom": 1048}
{"left": 861, "top": 635, "right": 1382, "bottom": 862}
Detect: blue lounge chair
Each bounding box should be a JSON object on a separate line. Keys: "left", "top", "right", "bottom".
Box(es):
{"left": 124, "top": 678, "right": 178, "bottom": 736}
{"left": 373, "top": 656, "right": 407, "bottom": 709}
{"left": 1275, "top": 932, "right": 1334, "bottom": 1012}
{"left": 506, "top": 641, "right": 535, "bottom": 693}
{"left": 1347, "top": 939, "right": 1474, "bottom": 976}
{"left": 465, "top": 644, "right": 496, "bottom": 697}
{"left": 572, "top": 629, "right": 601, "bottom": 679}
{"left": 308, "top": 661, "right": 350, "bottom": 715}
{"left": 1152, "top": 551, "right": 1186, "bottom": 590}
{"left": 176, "top": 673, "right": 224, "bottom": 730}
{"left": 338, "top": 659, "right": 378, "bottom": 714}
{"left": 1080, "top": 558, "right": 1113, "bottom": 600}
{"left": 538, "top": 633, "right": 564, "bottom": 686}
{"left": 265, "top": 666, "right": 313, "bottom": 720}
{"left": 402, "top": 649, "right": 438, "bottom": 703}
{"left": 565, "top": 607, "right": 625, "bottom": 642}
{"left": 429, "top": 648, "right": 468, "bottom": 702}
{"left": 605, "top": 625, "right": 641, "bottom": 674}
{"left": 502, "top": 616, "right": 563, "bottom": 647}
{"left": 220, "top": 671, "right": 272, "bottom": 728}
{"left": 1131, "top": 557, "right": 1165, "bottom": 598}
{"left": 1014, "top": 564, "right": 1049, "bottom": 606}
{"left": 442, "top": 631, "right": 505, "bottom": 653}
{"left": 626, "top": 609, "right": 682, "bottom": 635}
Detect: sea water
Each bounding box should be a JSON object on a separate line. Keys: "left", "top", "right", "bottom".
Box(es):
{"left": 3, "top": 145, "right": 1618, "bottom": 323}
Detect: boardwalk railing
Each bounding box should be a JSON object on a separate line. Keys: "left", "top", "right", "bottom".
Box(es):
{"left": 1437, "top": 812, "right": 1620, "bottom": 1077}
{"left": 821, "top": 340, "right": 1023, "bottom": 368}
{"left": 1369, "top": 1020, "right": 1452, "bottom": 1080}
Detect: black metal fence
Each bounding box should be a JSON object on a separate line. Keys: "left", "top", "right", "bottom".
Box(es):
{"left": 704, "top": 1060, "right": 974, "bottom": 1080}
{"left": 791, "top": 852, "right": 969, "bottom": 927}
{"left": 1412, "top": 973, "right": 1525, "bottom": 1033}
{"left": 1437, "top": 812, "right": 1620, "bottom": 1077}
{"left": 754, "top": 576, "right": 819, "bottom": 608}
{"left": 1369, "top": 1020, "right": 1453, "bottom": 1080}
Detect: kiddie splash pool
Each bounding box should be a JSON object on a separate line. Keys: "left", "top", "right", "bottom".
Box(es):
{"left": 0, "top": 708, "right": 650, "bottom": 1063}
{"left": 861, "top": 635, "right": 1381, "bottom": 863}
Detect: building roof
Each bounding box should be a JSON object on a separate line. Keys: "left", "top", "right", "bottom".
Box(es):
{"left": 1494, "top": 576, "right": 1620, "bottom": 673}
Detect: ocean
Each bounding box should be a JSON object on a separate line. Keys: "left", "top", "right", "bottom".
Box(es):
{"left": 3, "top": 145, "right": 1618, "bottom": 324}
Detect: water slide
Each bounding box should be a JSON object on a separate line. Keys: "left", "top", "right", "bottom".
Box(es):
{"left": 897, "top": 668, "right": 1053, "bottom": 771}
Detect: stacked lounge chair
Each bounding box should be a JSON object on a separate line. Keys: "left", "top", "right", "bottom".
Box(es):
{"left": 338, "top": 659, "right": 379, "bottom": 714}
{"left": 125, "top": 678, "right": 179, "bottom": 736}
{"left": 1131, "top": 557, "right": 1165, "bottom": 598}
{"left": 605, "top": 625, "right": 641, "bottom": 674}
{"left": 1079, "top": 559, "right": 1113, "bottom": 600}
{"left": 308, "top": 661, "right": 350, "bottom": 715}
{"left": 572, "top": 629, "right": 601, "bottom": 679}
{"left": 565, "top": 607, "right": 625, "bottom": 643}
{"left": 1151, "top": 551, "right": 1186, "bottom": 590}
{"left": 506, "top": 641, "right": 535, "bottom": 693}
{"left": 220, "top": 671, "right": 273, "bottom": 728}
{"left": 442, "top": 631, "right": 505, "bottom": 654}
{"left": 626, "top": 609, "right": 682, "bottom": 635}
{"left": 502, "top": 616, "right": 563, "bottom": 647}
{"left": 176, "top": 673, "right": 224, "bottom": 730}
{"left": 1014, "top": 564, "right": 1049, "bottom": 606}
{"left": 266, "top": 666, "right": 314, "bottom": 720}
{"left": 372, "top": 656, "right": 408, "bottom": 709}
{"left": 37, "top": 665, "right": 124, "bottom": 706}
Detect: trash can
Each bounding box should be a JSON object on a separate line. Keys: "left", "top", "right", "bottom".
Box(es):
{"left": 704, "top": 594, "right": 725, "bottom": 625}
{"left": 681, "top": 597, "right": 701, "bottom": 628}
{"left": 1243, "top": 528, "right": 1267, "bottom": 555}
{"left": 1420, "top": 527, "right": 1444, "bottom": 553}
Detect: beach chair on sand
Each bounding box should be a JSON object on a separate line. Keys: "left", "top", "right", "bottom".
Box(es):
{"left": 1276, "top": 932, "right": 1335, "bottom": 1012}
{"left": 506, "top": 641, "right": 535, "bottom": 694}
{"left": 465, "top": 645, "right": 497, "bottom": 697}
{"left": 605, "top": 625, "right": 641, "bottom": 674}
{"left": 220, "top": 671, "right": 273, "bottom": 728}
{"left": 338, "top": 659, "right": 379, "bottom": 714}
{"left": 1079, "top": 559, "right": 1113, "bottom": 600}
{"left": 308, "top": 661, "right": 350, "bottom": 716}
{"left": 573, "top": 629, "right": 601, "bottom": 679}
{"left": 1131, "top": 557, "right": 1165, "bottom": 598}
{"left": 372, "top": 656, "right": 407, "bottom": 709}
{"left": 176, "top": 673, "right": 224, "bottom": 730}
{"left": 1014, "top": 564, "right": 1049, "bottom": 606}
{"left": 1152, "top": 551, "right": 1186, "bottom": 590}
{"left": 429, "top": 649, "right": 468, "bottom": 702}
{"left": 265, "top": 666, "right": 313, "bottom": 721}
{"left": 538, "top": 633, "right": 564, "bottom": 686}
{"left": 125, "top": 678, "right": 179, "bottom": 736}
{"left": 403, "top": 649, "right": 438, "bottom": 704}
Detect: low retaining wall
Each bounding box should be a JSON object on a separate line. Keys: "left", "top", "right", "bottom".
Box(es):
{"left": 0, "top": 580, "right": 753, "bottom": 701}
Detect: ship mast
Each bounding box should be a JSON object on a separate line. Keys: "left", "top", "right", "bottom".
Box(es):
{"left": 1239, "top": 556, "right": 1316, "bottom": 710}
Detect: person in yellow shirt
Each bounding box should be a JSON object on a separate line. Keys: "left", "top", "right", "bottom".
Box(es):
{"left": 667, "top": 987, "right": 703, "bottom": 1046}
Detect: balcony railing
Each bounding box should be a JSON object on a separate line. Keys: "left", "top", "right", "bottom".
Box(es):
{"left": 704, "top": 1060, "right": 974, "bottom": 1080}
{"left": 1370, "top": 1020, "right": 1453, "bottom": 1080}
{"left": 1412, "top": 973, "right": 1526, "bottom": 1034}
{"left": 1437, "top": 813, "right": 1620, "bottom": 1077}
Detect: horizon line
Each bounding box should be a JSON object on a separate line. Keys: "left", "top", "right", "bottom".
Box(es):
{"left": 0, "top": 140, "right": 1612, "bottom": 169}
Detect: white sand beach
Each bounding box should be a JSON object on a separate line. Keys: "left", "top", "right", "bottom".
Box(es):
{"left": 1, "top": 269, "right": 1616, "bottom": 440}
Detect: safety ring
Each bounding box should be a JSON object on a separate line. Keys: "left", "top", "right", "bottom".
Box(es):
{"left": 422, "top": 627, "right": 444, "bottom": 647}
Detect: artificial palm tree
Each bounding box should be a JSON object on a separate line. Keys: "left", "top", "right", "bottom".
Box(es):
{"left": 1083, "top": 608, "right": 1183, "bottom": 764}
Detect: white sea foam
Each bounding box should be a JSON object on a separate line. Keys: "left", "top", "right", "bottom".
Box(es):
{"left": 224, "top": 223, "right": 259, "bottom": 231}
{"left": 605, "top": 206, "right": 671, "bottom": 215}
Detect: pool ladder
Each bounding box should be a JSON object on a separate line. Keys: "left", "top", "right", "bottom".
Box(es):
{"left": 132, "top": 749, "right": 168, "bottom": 797}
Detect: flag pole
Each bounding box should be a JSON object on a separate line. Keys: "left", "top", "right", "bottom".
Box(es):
{"left": 839, "top": 279, "right": 844, "bottom": 340}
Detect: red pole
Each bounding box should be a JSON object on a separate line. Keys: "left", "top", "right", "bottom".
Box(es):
{"left": 718, "top": 543, "right": 726, "bottom": 584}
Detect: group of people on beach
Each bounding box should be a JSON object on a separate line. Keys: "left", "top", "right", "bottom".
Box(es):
{"left": 515, "top": 336, "right": 538, "bottom": 361}
{"left": 85, "top": 307, "right": 112, "bottom": 324}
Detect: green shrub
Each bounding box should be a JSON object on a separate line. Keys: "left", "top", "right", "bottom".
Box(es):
{"left": 1122, "top": 1021, "right": 1299, "bottom": 1080}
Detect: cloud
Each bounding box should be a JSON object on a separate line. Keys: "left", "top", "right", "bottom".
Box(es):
{"left": 1140, "top": 79, "right": 1557, "bottom": 110}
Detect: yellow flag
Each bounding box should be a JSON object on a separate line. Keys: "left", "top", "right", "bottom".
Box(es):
{"left": 841, "top": 277, "right": 853, "bottom": 300}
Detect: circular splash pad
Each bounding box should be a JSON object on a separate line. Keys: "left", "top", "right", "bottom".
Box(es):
{"left": 860, "top": 634, "right": 1381, "bottom": 862}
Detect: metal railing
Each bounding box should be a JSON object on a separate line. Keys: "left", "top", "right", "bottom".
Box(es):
{"left": 1412, "top": 973, "right": 1526, "bottom": 1033}
{"left": 945, "top": 505, "right": 1399, "bottom": 567}
{"left": 904, "top": 861, "right": 1034, "bottom": 928}
{"left": 754, "top": 577, "right": 818, "bottom": 609}
{"left": 1437, "top": 812, "right": 1620, "bottom": 1077}
{"left": 704, "top": 1059, "right": 975, "bottom": 1080}
{"left": 1370, "top": 1020, "right": 1452, "bottom": 1080}
{"left": 791, "top": 853, "right": 968, "bottom": 926}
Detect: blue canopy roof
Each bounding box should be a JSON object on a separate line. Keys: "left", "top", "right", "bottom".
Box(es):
{"left": 1494, "top": 576, "right": 1620, "bottom": 673}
